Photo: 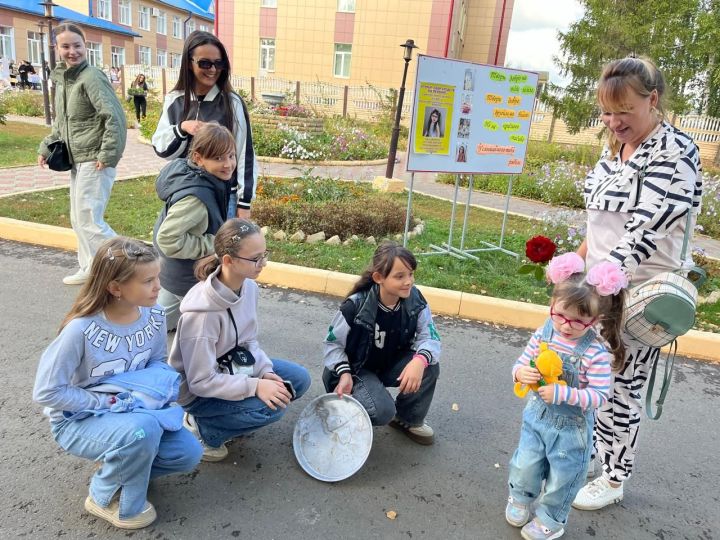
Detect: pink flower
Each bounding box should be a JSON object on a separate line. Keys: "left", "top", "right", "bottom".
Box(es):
{"left": 586, "top": 262, "right": 628, "bottom": 296}
{"left": 546, "top": 252, "right": 585, "bottom": 284}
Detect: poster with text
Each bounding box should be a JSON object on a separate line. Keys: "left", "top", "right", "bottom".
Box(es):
{"left": 414, "top": 82, "right": 455, "bottom": 155}
{"left": 406, "top": 55, "right": 538, "bottom": 174}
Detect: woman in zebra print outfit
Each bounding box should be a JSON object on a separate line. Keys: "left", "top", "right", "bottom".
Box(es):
{"left": 571, "top": 57, "right": 703, "bottom": 511}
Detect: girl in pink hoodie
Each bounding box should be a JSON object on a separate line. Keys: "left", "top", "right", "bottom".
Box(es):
{"left": 168, "top": 218, "right": 311, "bottom": 461}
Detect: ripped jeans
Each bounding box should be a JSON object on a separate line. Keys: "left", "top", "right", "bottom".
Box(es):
{"left": 184, "top": 359, "right": 311, "bottom": 448}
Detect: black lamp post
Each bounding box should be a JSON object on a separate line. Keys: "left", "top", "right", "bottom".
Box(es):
{"left": 40, "top": 0, "right": 56, "bottom": 117}
{"left": 37, "top": 21, "right": 51, "bottom": 126}
{"left": 385, "top": 38, "right": 418, "bottom": 179}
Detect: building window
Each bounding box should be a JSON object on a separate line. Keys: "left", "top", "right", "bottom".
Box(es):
{"left": 111, "top": 46, "right": 125, "bottom": 67}
{"left": 156, "top": 10, "right": 167, "bottom": 34}
{"left": 97, "top": 0, "right": 112, "bottom": 20}
{"left": 157, "top": 49, "right": 167, "bottom": 67}
{"left": 337, "top": 0, "right": 355, "bottom": 12}
{"left": 138, "top": 5, "right": 150, "bottom": 30}
{"left": 172, "top": 16, "right": 182, "bottom": 38}
{"left": 259, "top": 38, "right": 275, "bottom": 72}
{"left": 138, "top": 45, "right": 151, "bottom": 66}
{"left": 119, "top": 0, "right": 131, "bottom": 25}
{"left": 199, "top": 24, "right": 208, "bottom": 32}
{"left": 170, "top": 52, "right": 181, "bottom": 68}
{"left": 27, "top": 31, "right": 42, "bottom": 65}
{"left": 0, "top": 26, "right": 14, "bottom": 60}
{"left": 186, "top": 19, "right": 196, "bottom": 36}
{"left": 86, "top": 42, "right": 103, "bottom": 67}
{"left": 261, "top": 0, "right": 277, "bottom": 7}
{"left": 333, "top": 43, "right": 351, "bottom": 78}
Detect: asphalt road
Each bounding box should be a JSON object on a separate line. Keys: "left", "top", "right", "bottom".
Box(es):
{"left": 0, "top": 240, "right": 718, "bottom": 540}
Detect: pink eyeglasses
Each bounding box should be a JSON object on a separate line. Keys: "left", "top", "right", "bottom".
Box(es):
{"left": 550, "top": 303, "right": 597, "bottom": 331}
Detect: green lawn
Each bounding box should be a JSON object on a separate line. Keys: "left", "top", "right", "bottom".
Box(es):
{"left": 0, "top": 121, "right": 51, "bottom": 168}
{"left": 0, "top": 174, "right": 717, "bottom": 332}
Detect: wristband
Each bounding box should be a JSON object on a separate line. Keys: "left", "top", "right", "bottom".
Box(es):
{"left": 412, "top": 354, "right": 429, "bottom": 368}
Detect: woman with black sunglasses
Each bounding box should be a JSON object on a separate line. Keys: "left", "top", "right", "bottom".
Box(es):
{"left": 152, "top": 31, "right": 257, "bottom": 220}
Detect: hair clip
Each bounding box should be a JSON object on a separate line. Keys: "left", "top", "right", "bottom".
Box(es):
{"left": 586, "top": 262, "right": 628, "bottom": 296}
{"left": 106, "top": 248, "right": 115, "bottom": 261}
{"left": 546, "top": 253, "right": 585, "bottom": 284}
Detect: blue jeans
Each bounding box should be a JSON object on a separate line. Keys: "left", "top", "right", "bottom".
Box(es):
{"left": 227, "top": 190, "right": 237, "bottom": 218}
{"left": 184, "top": 359, "right": 311, "bottom": 448}
{"left": 51, "top": 410, "right": 203, "bottom": 519}
{"left": 508, "top": 398, "right": 593, "bottom": 531}
{"left": 322, "top": 350, "right": 440, "bottom": 426}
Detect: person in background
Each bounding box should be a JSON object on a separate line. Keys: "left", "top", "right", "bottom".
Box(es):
{"left": 131, "top": 73, "right": 148, "bottom": 123}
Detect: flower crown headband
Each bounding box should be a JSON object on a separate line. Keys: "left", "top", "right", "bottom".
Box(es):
{"left": 546, "top": 252, "right": 627, "bottom": 296}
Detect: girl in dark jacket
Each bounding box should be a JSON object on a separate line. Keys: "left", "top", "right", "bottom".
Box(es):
{"left": 130, "top": 73, "right": 148, "bottom": 123}
{"left": 322, "top": 242, "right": 441, "bottom": 445}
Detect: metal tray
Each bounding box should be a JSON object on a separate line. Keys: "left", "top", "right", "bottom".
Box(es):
{"left": 293, "top": 393, "right": 373, "bottom": 482}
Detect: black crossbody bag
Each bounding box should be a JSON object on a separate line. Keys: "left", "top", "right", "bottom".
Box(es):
{"left": 216, "top": 309, "right": 256, "bottom": 374}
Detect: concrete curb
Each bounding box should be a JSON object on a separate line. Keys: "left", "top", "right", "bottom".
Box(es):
{"left": 1, "top": 216, "right": 718, "bottom": 363}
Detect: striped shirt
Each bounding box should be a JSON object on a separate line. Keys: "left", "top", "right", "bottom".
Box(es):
{"left": 583, "top": 122, "right": 703, "bottom": 278}
{"left": 513, "top": 328, "right": 612, "bottom": 410}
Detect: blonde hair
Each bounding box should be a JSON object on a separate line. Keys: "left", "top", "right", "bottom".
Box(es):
{"left": 597, "top": 56, "right": 665, "bottom": 156}
{"left": 194, "top": 218, "right": 261, "bottom": 280}
{"left": 188, "top": 122, "right": 235, "bottom": 162}
{"left": 59, "top": 237, "right": 159, "bottom": 331}
{"left": 551, "top": 274, "right": 627, "bottom": 371}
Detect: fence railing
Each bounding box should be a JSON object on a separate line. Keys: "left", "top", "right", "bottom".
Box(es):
{"left": 119, "top": 65, "right": 720, "bottom": 164}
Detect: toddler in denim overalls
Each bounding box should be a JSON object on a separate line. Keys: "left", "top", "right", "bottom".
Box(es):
{"left": 505, "top": 253, "right": 628, "bottom": 540}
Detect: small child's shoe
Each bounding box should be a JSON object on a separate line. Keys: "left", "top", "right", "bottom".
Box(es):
{"left": 572, "top": 477, "right": 623, "bottom": 510}
{"left": 505, "top": 496, "right": 530, "bottom": 527}
{"left": 520, "top": 518, "right": 564, "bottom": 540}
{"left": 183, "top": 412, "right": 228, "bottom": 462}
{"left": 84, "top": 496, "right": 156, "bottom": 529}
{"left": 389, "top": 416, "right": 434, "bottom": 445}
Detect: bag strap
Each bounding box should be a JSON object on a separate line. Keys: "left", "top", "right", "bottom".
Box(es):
{"left": 645, "top": 340, "right": 677, "bottom": 420}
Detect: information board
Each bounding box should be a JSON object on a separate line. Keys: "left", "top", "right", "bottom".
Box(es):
{"left": 406, "top": 55, "right": 538, "bottom": 174}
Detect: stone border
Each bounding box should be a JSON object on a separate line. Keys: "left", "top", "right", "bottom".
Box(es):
{"left": 136, "top": 134, "right": 386, "bottom": 167}
{"left": 1, "top": 216, "right": 718, "bottom": 363}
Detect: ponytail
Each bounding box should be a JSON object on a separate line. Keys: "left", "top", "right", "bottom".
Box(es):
{"left": 599, "top": 290, "right": 627, "bottom": 371}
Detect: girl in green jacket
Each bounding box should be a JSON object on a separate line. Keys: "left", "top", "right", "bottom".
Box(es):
{"left": 38, "top": 23, "right": 127, "bottom": 287}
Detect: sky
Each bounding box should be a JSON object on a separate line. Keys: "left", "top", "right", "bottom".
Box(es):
{"left": 505, "top": 0, "right": 584, "bottom": 87}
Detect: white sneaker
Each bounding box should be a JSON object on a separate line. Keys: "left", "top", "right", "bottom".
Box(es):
{"left": 183, "top": 412, "right": 228, "bottom": 462}
{"left": 62, "top": 270, "right": 88, "bottom": 285}
{"left": 572, "top": 477, "right": 623, "bottom": 510}
{"left": 389, "top": 417, "right": 434, "bottom": 445}
{"left": 84, "top": 496, "right": 156, "bottom": 529}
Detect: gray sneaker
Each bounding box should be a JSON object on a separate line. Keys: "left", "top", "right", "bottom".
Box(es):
{"left": 505, "top": 496, "right": 530, "bottom": 527}
{"left": 389, "top": 417, "right": 434, "bottom": 445}
{"left": 183, "top": 413, "right": 228, "bottom": 462}
{"left": 521, "top": 518, "right": 564, "bottom": 540}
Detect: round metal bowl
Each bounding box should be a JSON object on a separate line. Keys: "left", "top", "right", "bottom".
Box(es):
{"left": 293, "top": 393, "right": 373, "bottom": 482}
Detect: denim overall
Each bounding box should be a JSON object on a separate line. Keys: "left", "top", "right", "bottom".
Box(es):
{"left": 508, "top": 318, "right": 596, "bottom": 531}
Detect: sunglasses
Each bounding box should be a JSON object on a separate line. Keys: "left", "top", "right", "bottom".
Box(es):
{"left": 191, "top": 58, "right": 227, "bottom": 70}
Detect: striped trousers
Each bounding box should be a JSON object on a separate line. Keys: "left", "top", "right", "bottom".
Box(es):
{"left": 593, "top": 334, "right": 660, "bottom": 483}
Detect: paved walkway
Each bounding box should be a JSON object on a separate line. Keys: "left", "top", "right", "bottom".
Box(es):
{"left": 2, "top": 114, "right": 719, "bottom": 258}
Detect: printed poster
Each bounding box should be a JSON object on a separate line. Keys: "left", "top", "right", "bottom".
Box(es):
{"left": 406, "top": 55, "right": 538, "bottom": 175}
{"left": 414, "top": 82, "right": 455, "bottom": 155}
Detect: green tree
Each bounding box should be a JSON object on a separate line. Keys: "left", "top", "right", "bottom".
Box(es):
{"left": 550, "top": 0, "right": 707, "bottom": 133}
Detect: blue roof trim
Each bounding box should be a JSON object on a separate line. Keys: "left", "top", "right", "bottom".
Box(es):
{"left": 155, "top": 0, "right": 214, "bottom": 21}
{"left": 0, "top": 0, "right": 141, "bottom": 37}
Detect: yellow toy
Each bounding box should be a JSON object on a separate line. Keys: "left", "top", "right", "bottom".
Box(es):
{"left": 514, "top": 342, "right": 566, "bottom": 398}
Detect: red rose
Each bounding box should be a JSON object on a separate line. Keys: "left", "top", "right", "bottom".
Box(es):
{"left": 525, "top": 235, "right": 557, "bottom": 263}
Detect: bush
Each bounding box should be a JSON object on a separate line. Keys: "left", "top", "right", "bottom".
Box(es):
{"left": 253, "top": 175, "right": 408, "bottom": 238}
{"left": 0, "top": 96, "right": 7, "bottom": 124}
{"left": 2, "top": 91, "right": 44, "bottom": 117}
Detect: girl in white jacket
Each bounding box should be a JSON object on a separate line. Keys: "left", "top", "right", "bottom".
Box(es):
{"left": 168, "top": 219, "right": 311, "bottom": 461}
